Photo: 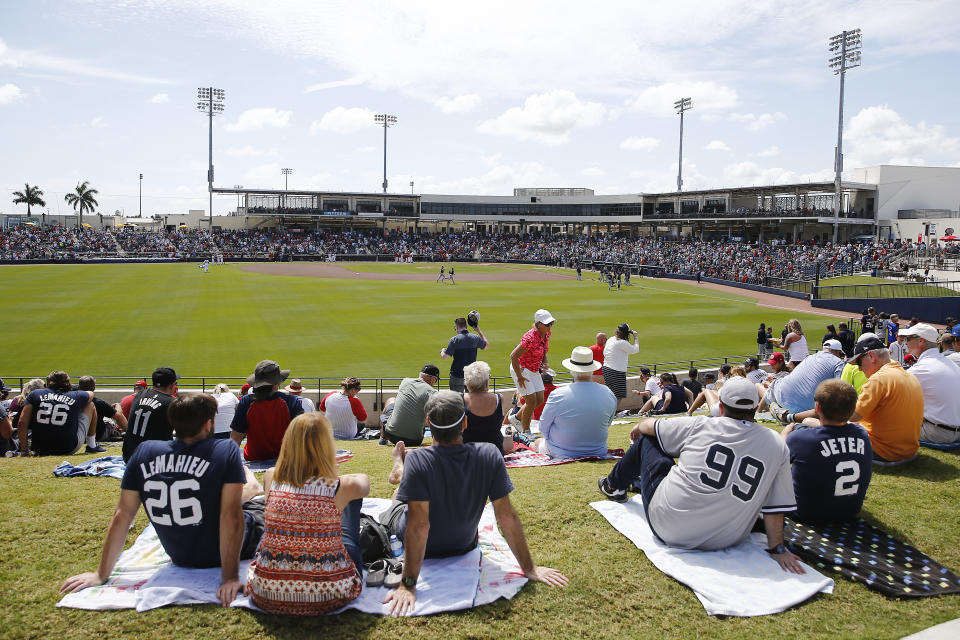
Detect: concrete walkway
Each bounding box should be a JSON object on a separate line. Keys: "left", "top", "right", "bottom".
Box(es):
{"left": 900, "top": 618, "right": 960, "bottom": 640}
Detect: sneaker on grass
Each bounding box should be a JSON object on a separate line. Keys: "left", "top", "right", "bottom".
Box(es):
{"left": 85, "top": 444, "right": 107, "bottom": 454}
{"left": 598, "top": 477, "right": 627, "bottom": 502}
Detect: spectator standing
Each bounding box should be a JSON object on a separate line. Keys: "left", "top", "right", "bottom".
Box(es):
{"left": 774, "top": 319, "right": 809, "bottom": 370}
{"left": 319, "top": 377, "right": 369, "bottom": 440}
{"left": 757, "top": 323, "right": 769, "bottom": 359}
{"left": 837, "top": 323, "right": 856, "bottom": 358}
{"left": 509, "top": 309, "right": 555, "bottom": 435}
{"left": 590, "top": 333, "right": 607, "bottom": 384}
{"left": 602, "top": 323, "right": 639, "bottom": 409}
{"left": 440, "top": 316, "right": 488, "bottom": 392}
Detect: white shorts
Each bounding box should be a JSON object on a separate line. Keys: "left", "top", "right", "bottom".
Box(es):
{"left": 510, "top": 365, "right": 544, "bottom": 396}
{"left": 71, "top": 415, "right": 91, "bottom": 454}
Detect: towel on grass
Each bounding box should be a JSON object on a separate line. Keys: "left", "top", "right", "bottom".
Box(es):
{"left": 58, "top": 498, "right": 527, "bottom": 616}
{"left": 592, "top": 496, "right": 834, "bottom": 616}
{"left": 919, "top": 440, "right": 960, "bottom": 451}
{"left": 244, "top": 450, "right": 353, "bottom": 472}
{"left": 504, "top": 446, "right": 623, "bottom": 469}
{"left": 53, "top": 456, "right": 126, "bottom": 480}
{"left": 783, "top": 517, "right": 960, "bottom": 598}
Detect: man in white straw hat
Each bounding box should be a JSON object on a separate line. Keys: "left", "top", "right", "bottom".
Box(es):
{"left": 533, "top": 346, "right": 616, "bottom": 459}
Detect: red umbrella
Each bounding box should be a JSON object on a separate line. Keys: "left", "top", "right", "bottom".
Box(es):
{"left": 940, "top": 235, "right": 959, "bottom": 242}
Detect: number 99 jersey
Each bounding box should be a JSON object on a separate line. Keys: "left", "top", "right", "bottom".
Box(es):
{"left": 649, "top": 415, "right": 797, "bottom": 551}
{"left": 121, "top": 438, "right": 246, "bottom": 568}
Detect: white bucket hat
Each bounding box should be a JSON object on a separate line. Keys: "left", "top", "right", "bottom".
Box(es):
{"left": 562, "top": 346, "right": 601, "bottom": 373}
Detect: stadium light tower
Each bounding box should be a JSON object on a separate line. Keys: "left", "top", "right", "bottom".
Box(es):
{"left": 674, "top": 98, "right": 692, "bottom": 193}
{"left": 197, "top": 87, "right": 225, "bottom": 228}
{"left": 233, "top": 185, "right": 244, "bottom": 210}
{"left": 829, "top": 28, "right": 861, "bottom": 244}
{"left": 139, "top": 173, "right": 143, "bottom": 218}
{"left": 281, "top": 168, "right": 293, "bottom": 190}
{"left": 374, "top": 113, "right": 398, "bottom": 193}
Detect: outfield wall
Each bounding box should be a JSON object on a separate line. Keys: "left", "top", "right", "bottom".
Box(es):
{"left": 663, "top": 272, "right": 811, "bottom": 299}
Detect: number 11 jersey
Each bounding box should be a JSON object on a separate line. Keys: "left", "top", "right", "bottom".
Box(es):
{"left": 123, "top": 388, "right": 175, "bottom": 462}
{"left": 650, "top": 415, "right": 796, "bottom": 550}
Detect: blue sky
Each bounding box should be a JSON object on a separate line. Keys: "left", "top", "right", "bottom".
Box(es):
{"left": 2, "top": 0, "right": 959, "bottom": 217}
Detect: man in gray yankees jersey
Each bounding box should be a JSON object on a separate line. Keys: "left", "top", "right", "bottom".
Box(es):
{"left": 599, "top": 377, "right": 805, "bottom": 573}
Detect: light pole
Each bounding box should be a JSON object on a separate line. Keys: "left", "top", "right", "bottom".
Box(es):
{"left": 374, "top": 113, "right": 398, "bottom": 193}
{"left": 233, "top": 185, "right": 244, "bottom": 211}
{"left": 281, "top": 168, "right": 293, "bottom": 190}
{"left": 674, "top": 98, "right": 692, "bottom": 193}
{"left": 139, "top": 173, "right": 143, "bottom": 218}
{"left": 829, "top": 29, "right": 861, "bottom": 244}
{"left": 197, "top": 87, "right": 225, "bottom": 228}
{"left": 410, "top": 180, "right": 414, "bottom": 195}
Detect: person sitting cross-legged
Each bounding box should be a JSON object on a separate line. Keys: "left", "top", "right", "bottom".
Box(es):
{"left": 533, "top": 346, "right": 616, "bottom": 459}
{"left": 780, "top": 379, "right": 872, "bottom": 524}
{"left": 598, "top": 378, "right": 805, "bottom": 572}
{"left": 382, "top": 390, "right": 568, "bottom": 616}
{"left": 61, "top": 393, "right": 266, "bottom": 607}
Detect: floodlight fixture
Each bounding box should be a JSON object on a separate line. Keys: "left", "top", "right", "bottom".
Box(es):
{"left": 281, "top": 168, "right": 293, "bottom": 191}
{"left": 674, "top": 97, "right": 693, "bottom": 192}
{"left": 197, "top": 86, "right": 226, "bottom": 228}
{"left": 374, "top": 113, "right": 399, "bottom": 192}
{"left": 827, "top": 29, "right": 862, "bottom": 244}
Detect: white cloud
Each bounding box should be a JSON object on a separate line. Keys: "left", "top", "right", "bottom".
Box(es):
{"left": 729, "top": 111, "right": 787, "bottom": 131}
{"left": 627, "top": 81, "right": 738, "bottom": 115}
{"left": 722, "top": 161, "right": 832, "bottom": 186}
{"left": 434, "top": 94, "right": 481, "bottom": 113}
{"left": 705, "top": 140, "right": 730, "bottom": 151}
{"left": 309, "top": 107, "right": 377, "bottom": 134}
{"left": 845, "top": 105, "right": 960, "bottom": 167}
{"left": 758, "top": 145, "right": 780, "bottom": 157}
{"left": 631, "top": 160, "right": 713, "bottom": 192}
{"left": 620, "top": 136, "right": 659, "bottom": 151}
{"left": 225, "top": 145, "right": 277, "bottom": 158}
{"left": 0, "top": 36, "right": 174, "bottom": 84}
{"left": 89, "top": 116, "right": 108, "bottom": 128}
{"left": 581, "top": 166, "right": 605, "bottom": 177}
{"left": 422, "top": 160, "right": 558, "bottom": 195}
{"left": 148, "top": 93, "right": 169, "bottom": 104}
{"left": 0, "top": 83, "right": 23, "bottom": 105}
{"left": 354, "top": 145, "right": 377, "bottom": 153}
{"left": 477, "top": 90, "right": 605, "bottom": 145}
{"left": 304, "top": 76, "right": 367, "bottom": 93}
{"left": 225, "top": 107, "right": 292, "bottom": 133}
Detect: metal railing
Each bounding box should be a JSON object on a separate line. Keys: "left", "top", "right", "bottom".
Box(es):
{"left": 815, "top": 280, "right": 960, "bottom": 299}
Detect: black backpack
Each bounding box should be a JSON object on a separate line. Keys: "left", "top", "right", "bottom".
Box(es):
{"left": 358, "top": 501, "right": 407, "bottom": 566}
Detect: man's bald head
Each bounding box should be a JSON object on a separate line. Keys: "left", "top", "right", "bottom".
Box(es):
{"left": 596, "top": 333, "right": 607, "bottom": 346}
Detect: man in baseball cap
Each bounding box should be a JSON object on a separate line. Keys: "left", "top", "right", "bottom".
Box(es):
{"left": 380, "top": 364, "right": 440, "bottom": 447}
{"left": 899, "top": 323, "right": 960, "bottom": 445}
{"left": 763, "top": 337, "right": 846, "bottom": 425}
{"left": 598, "top": 377, "right": 804, "bottom": 573}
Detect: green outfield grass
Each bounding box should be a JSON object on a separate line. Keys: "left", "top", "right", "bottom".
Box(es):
{"left": 2, "top": 421, "right": 959, "bottom": 640}
{"left": 3, "top": 262, "right": 845, "bottom": 380}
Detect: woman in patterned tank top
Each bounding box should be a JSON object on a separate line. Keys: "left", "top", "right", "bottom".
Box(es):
{"left": 248, "top": 413, "right": 370, "bottom": 615}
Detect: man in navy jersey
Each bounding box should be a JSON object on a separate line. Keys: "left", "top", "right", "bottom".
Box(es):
{"left": 18, "top": 371, "right": 103, "bottom": 455}
{"left": 780, "top": 379, "right": 872, "bottom": 524}
{"left": 123, "top": 367, "right": 179, "bottom": 462}
{"left": 61, "top": 393, "right": 265, "bottom": 607}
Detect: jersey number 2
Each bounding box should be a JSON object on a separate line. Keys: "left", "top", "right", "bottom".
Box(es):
{"left": 699, "top": 443, "right": 766, "bottom": 502}
{"left": 143, "top": 479, "right": 203, "bottom": 526}
{"left": 834, "top": 461, "right": 861, "bottom": 496}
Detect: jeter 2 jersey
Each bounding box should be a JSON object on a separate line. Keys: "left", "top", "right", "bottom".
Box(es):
{"left": 121, "top": 438, "right": 246, "bottom": 568}
{"left": 786, "top": 423, "right": 872, "bottom": 524}
{"left": 650, "top": 415, "right": 796, "bottom": 550}
{"left": 26, "top": 388, "right": 91, "bottom": 455}
{"left": 123, "top": 388, "right": 176, "bottom": 462}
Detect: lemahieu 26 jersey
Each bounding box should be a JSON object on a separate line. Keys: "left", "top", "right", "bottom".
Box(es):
{"left": 123, "top": 388, "right": 175, "bottom": 462}
{"left": 649, "top": 415, "right": 796, "bottom": 551}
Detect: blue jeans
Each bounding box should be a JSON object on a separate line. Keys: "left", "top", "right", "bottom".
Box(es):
{"left": 605, "top": 435, "right": 675, "bottom": 538}
{"left": 341, "top": 498, "right": 364, "bottom": 574}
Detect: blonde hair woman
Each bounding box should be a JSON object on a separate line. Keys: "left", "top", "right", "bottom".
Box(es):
{"left": 249, "top": 413, "right": 370, "bottom": 615}
{"left": 774, "top": 319, "right": 808, "bottom": 371}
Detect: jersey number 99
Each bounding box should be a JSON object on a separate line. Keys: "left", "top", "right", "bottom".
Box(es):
{"left": 699, "top": 443, "right": 766, "bottom": 502}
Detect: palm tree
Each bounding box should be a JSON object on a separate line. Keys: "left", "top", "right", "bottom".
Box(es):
{"left": 64, "top": 181, "right": 99, "bottom": 228}
{"left": 11, "top": 183, "right": 46, "bottom": 216}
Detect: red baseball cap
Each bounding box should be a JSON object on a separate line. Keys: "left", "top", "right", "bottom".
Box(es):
{"left": 767, "top": 352, "right": 785, "bottom": 366}
{"left": 134, "top": 380, "right": 148, "bottom": 388}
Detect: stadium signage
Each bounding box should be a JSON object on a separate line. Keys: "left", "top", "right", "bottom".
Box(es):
{"left": 323, "top": 211, "right": 347, "bottom": 216}
{"left": 357, "top": 212, "right": 384, "bottom": 217}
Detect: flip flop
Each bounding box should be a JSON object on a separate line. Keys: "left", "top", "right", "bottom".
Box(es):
{"left": 383, "top": 558, "right": 404, "bottom": 589}
{"left": 365, "top": 558, "right": 388, "bottom": 587}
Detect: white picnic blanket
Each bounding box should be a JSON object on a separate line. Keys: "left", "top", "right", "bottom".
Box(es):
{"left": 591, "top": 496, "right": 834, "bottom": 616}
{"left": 58, "top": 498, "right": 527, "bottom": 616}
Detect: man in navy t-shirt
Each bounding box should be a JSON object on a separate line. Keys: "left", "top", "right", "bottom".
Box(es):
{"left": 383, "top": 391, "right": 567, "bottom": 617}
{"left": 440, "top": 317, "right": 488, "bottom": 392}
{"left": 18, "top": 371, "right": 103, "bottom": 455}
{"left": 61, "top": 393, "right": 266, "bottom": 607}
{"left": 781, "top": 379, "right": 872, "bottom": 523}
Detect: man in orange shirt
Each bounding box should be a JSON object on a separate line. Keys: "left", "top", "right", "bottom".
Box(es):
{"left": 847, "top": 333, "right": 924, "bottom": 464}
